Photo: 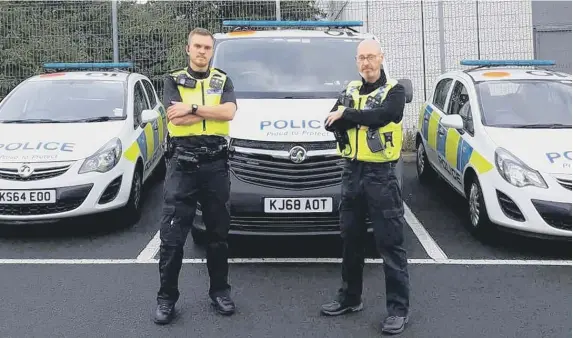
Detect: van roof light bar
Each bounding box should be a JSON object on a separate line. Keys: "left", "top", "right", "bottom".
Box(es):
{"left": 222, "top": 20, "right": 363, "bottom": 32}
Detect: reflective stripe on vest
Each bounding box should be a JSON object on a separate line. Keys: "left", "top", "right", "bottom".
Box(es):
{"left": 337, "top": 78, "right": 403, "bottom": 163}
{"left": 167, "top": 67, "right": 229, "bottom": 137}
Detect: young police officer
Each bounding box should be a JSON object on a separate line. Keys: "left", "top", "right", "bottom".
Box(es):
{"left": 154, "top": 28, "right": 238, "bottom": 325}
{"left": 322, "top": 39, "right": 411, "bottom": 335}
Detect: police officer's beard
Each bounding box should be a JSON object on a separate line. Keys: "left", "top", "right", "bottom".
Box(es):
{"left": 359, "top": 68, "right": 372, "bottom": 79}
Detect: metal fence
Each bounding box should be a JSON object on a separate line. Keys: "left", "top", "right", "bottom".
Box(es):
{"left": 0, "top": 0, "right": 535, "bottom": 149}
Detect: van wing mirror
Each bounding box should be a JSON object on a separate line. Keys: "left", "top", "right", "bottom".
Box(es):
{"left": 398, "top": 78, "right": 413, "bottom": 103}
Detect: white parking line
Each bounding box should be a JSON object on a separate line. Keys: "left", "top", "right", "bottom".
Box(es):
{"left": 136, "top": 202, "right": 446, "bottom": 262}
{"left": 136, "top": 230, "right": 160, "bottom": 261}
{"left": 0, "top": 258, "right": 570, "bottom": 266}
{"left": 403, "top": 202, "right": 448, "bottom": 261}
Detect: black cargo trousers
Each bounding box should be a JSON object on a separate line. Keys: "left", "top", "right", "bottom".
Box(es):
{"left": 157, "top": 145, "right": 231, "bottom": 305}
{"left": 337, "top": 159, "right": 410, "bottom": 317}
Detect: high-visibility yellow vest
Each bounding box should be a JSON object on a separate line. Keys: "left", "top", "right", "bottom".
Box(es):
{"left": 337, "top": 78, "right": 403, "bottom": 162}
{"left": 167, "top": 67, "right": 229, "bottom": 138}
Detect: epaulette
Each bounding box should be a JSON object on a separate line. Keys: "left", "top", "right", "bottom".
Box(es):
{"left": 212, "top": 67, "right": 227, "bottom": 75}
{"left": 168, "top": 67, "right": 187, "bottom": 76}
{"left": 347, "top": 80, "right": 362, "bottom": 87}
{"left": 387, "top": 78, "right": 398, "bottom": 86}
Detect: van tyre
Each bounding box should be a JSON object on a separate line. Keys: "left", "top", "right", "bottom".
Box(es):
{"left": 466, "top": 176, "right": 495, "bottom": 239}
{"left": 416, "top": 141, "right": 435, "bottom": 183}
{"left": 191, "top": 227, "right": 205, "bottom": 245}
{"left": 122, "top": 167, "right": 143, "bottom": 225}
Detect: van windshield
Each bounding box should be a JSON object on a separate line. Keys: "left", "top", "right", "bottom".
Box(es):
{"left": 212, "top": 37, "right": 362, "bottom": 99}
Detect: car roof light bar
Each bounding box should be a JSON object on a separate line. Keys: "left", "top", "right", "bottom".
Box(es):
{"left": 43, "top": 62, "right": 134, "bottom": 70}
{"left": 460, "top": 59, "right": 556, "bottom": 67}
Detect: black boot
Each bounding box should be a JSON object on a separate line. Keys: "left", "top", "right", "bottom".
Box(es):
{"left": 210, "top": 295, "right": 236, "bottom": 316}
{"left": 154, "top": 303, "right": 175, "bottom": 325}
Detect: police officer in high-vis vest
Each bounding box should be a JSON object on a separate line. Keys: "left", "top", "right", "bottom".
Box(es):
{"left": 154, "top": 28, "right": 237, "bottom": 325}
{"left": 322, "top": 39, "right": 411, "bottom": 335}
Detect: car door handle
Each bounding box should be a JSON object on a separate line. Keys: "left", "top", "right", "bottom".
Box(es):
{"left": 438, "top": 129, "right": 445, "bottom": 135}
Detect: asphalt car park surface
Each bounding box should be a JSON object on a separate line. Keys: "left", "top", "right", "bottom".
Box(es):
{"left": 0, "top": 159, "right": 570, "bottom": 338}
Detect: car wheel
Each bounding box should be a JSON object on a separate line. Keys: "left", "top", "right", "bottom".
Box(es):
{"left": 122, "top": 167, "right": 143, "bottom": 225}
{"left": 466, "top": 176, "right": 494, "bottom": 238}
{"left": 416, "top": 141, "right": 435, "bottom": 183}
{"left": 151, "top": 155, "right": 166, "bottom": 183}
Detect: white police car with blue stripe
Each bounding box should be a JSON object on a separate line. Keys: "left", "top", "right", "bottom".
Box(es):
{"left": 416, "top": 59, "right": 571, "bottom": 240}
{"left": 0, "top": 62, "right": 167, "bottom": 224}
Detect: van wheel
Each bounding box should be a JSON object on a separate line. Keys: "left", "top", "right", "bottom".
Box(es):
{"left": 191, "top": 227, "right": 205, "bottom": 245}
{"left": 416, "top": 141, "right": 435, "bottom": 183}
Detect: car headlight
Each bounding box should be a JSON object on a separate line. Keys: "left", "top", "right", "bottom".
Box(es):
{"left": 79, "top": 138, "right": 122, "bottom": 174}
{"left": 494, "top": 147, "right": 547, "bottom": 189}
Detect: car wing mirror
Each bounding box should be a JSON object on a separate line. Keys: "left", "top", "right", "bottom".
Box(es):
{"left": 141, "top": 109, "right": 159, "bottom": 124}
{"left": 440, "top": 114, "right": 464, "bottom": 130}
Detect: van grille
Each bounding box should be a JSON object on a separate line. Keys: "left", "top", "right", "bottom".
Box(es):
{"left": 231, "top": 139, "right": 337, "bottom": 151}
{"left": 229, "top": 152, "right": 344, "bottom": 190}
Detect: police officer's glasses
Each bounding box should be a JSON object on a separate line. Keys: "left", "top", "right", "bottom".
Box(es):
{"left": 356, "top": 55, "right": 379, "bottom": 63}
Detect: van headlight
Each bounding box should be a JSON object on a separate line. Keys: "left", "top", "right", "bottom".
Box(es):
{"left": 494, "top": 147, "right": 547, "bottom": 188}
{"left": 79, "top": 138, "right": 122, "bottom": 174}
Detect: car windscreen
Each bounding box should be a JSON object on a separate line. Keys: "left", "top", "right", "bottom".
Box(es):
{"left": 476, "top": 79, "right": 572, "bottom": 128}
{"left": 212, "top": 37, "right": 362, "bottom": 99}
{"left": 0, "top": 80, "right": 126, "bottom": 123}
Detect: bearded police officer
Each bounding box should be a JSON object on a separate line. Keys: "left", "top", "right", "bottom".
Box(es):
{"left": 322, "top": 39, "right": 411, "bottom": 335}
{"left": 154, "top": 27, "right": 237, "bottom": 325}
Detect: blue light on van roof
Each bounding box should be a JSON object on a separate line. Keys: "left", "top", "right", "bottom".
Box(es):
{"left": 43, "top": 62, "right": 134, "bottom": 69}
{"left": 460, "top": 59, "right": 556, "bottom": 67}
{"left": 222, "top": 20, "right": 364, "bottom": 28}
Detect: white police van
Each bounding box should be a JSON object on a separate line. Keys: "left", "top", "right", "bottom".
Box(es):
{"left": 416, "top": 59, "right": 571, "bottom": 240}
{"left": 191, "top": 20, "right": 413, "bottom": 242}
{"left": 0, "top": 62, "right": 167, "bottom": 225}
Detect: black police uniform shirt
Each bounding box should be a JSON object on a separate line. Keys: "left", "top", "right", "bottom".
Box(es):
{"left": 163, "top": 66, "right": 237, "bottom": 150}
{"left": 326, "top": 69, "right": 406, "bottom": 132}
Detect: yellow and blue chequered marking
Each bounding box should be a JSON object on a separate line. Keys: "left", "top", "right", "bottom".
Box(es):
{"left": 124, "top": 108, "right": 166, "bottom": 164}
{"left": 420, "top": 104, "right": 493, "bottom": 175}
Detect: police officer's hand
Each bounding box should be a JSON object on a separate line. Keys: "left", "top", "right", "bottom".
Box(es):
{"left": 167, "top": 101, "right": 192, "bottom": 120}
{"left": 325, "top": 106, "right": 345, "bottom": 127}
{"left": 170, "top": 115, "right": 203, "bottom": 126}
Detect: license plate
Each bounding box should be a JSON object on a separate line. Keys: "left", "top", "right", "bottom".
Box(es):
{"left": 263, "top": 197, "right": 333, "bottom": 213}
{"left": 0, "top": 190, "right": 57, "bottom": 204}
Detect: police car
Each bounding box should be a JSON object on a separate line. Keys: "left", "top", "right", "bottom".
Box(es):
{"left": 416, "top": 59, "right": 571, "bottom": 240}
{"left": 191, "top": 20, "right": 413, "bottom": 242}
{"left": 0, "top": 62, "right": 167, "bottom": 224}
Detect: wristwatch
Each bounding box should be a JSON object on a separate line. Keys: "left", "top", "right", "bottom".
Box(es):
{"left": 190, "top": 104, "right": 198, "bottom": 115}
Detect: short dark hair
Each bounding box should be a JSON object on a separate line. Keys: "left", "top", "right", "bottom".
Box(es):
{"left": 188, "top": 27, "right": 214, "bottom": 44}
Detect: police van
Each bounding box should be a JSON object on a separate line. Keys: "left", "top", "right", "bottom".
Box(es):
{"left": 191, "top": 20, "right": 413, "bottom": 242}
{"left": 416, "top": 59, "right": 571, "bottom": 240}
{"left": 0, "top": 62, "right": 167, "bottom": 225}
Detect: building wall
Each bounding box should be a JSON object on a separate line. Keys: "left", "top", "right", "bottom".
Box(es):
{"left": 531, "top": 0, "right": 572, "bottom": 74}
{"left": 319, "top": 0, "right": 535, "bottom": 143}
